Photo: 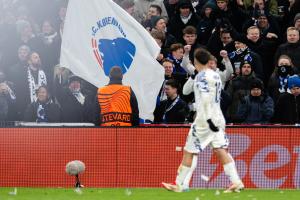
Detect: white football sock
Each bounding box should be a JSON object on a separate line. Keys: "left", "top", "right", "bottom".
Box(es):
{"left": 227, "top": 153, "right": 235, "bottom": 164}
{"left": 223, "top": 161, "right": 241, "bottom": 184}
{"left": 175, "top": 165, "right": 191, "bottom": 186}
{"left": 182, "top": 155, "right": 198, "bottom": 189}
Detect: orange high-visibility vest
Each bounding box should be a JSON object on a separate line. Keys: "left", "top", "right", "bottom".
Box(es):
{"left": 97, "top": 84, "right": 132, "bottom": 126}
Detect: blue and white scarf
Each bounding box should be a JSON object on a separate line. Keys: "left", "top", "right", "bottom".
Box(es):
{"left": 37, "top": 103, "right": 47, "bottom": 122}
{"left": 279, "top": 76, "right": 289, "bottom": 93}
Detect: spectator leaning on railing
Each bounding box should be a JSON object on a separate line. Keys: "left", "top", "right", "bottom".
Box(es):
{"left": 0, "top": 71, "right": 17, "bottom": 121}
{"left": 24, "top": 85, "right": 61, "bottom": 122}
{"left": 226, "top": 60, "right": 259, "bottom": 123}
{"left": 54, "top": 74, "right": 94, "bottom": 123}
{"left": 236, "top": 78, "right": 274, "bottom": 124}
{"left": 154, "top": 79, "right": 188, "bottom": 124}
{"left": 273, "top": 75, "right": 300, "bottom": 124}
{"left": 268, "top": 54, "right": 296, "bottom": 103}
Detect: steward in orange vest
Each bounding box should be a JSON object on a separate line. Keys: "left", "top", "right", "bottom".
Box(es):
{"left": 94, "top": 66, "right": 139, "bottom": 126}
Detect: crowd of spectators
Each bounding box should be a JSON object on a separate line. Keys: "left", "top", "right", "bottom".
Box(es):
{"left": 0, "top": 0, "right": 300, "bottom": 125}
{"left": 0, "top": 0, "right": 97, "bottom": 124}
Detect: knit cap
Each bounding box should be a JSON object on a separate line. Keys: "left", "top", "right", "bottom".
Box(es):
{"left": 288, "top": 75, "right": 300, "bottom": 89}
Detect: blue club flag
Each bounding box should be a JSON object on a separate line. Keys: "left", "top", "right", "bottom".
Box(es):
{"left": 60, "top": 0, "right": 164, "bottom": 121}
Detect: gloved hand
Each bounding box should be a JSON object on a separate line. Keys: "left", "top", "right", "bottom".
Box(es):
{"left": 191, "top": 69, "right": 198, "bottom": 80}
{"left": 207, "top": 119, "right": 219, "bottom": 132}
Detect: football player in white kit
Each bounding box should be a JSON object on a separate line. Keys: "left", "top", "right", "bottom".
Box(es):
{"left": 162, "top": 48, "right": 244, "bottom": 193}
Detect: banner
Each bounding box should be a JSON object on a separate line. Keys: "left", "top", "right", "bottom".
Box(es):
{"left": 0, "top": 127, "right": 299, "bottom": 188}
{"left": 192, "top": 128, "right": 300, "bottom": 189}
{"left": 60, "top": 0, "right": 164, "bottom": 120}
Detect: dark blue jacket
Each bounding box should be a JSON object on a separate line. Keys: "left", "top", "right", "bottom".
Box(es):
{"left": 236, "top": 94, "right": 274, "bottom": 124}
{"left": 273, "top": 93, "right": 300, "bottom": 124}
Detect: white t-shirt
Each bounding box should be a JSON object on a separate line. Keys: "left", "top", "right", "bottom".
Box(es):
{"left": 184, "top": 68, "right": 225, "bottom": 129}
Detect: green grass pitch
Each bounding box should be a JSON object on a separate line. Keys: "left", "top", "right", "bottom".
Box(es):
{"left": 1, "top": 188, "right": 300, "bottom": 200}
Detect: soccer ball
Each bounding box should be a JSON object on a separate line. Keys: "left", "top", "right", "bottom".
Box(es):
{"left": 65, "top": 160, "right": 86, "bottom": 175}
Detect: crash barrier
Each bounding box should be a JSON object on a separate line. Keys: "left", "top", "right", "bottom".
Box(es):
{"left": 0, "top": 125, "right": 299, "bottom": 188}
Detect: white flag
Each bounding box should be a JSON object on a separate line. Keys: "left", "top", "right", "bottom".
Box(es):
{"left": 60, "top": 0, "right": 164, "bottom": 121}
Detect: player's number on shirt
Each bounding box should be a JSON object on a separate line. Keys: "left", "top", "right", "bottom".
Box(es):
{"left": 215, "top": 81, "right": 221, "bottom": 103}
{"left": 197, "top": 73, "right": 209, "bottom": 92}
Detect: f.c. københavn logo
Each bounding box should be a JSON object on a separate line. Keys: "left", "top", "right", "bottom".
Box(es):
{"left": 91, "top": 17, "right": 136, "bottom": 76}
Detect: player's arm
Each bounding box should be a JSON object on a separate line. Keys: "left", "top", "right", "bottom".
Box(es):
{"left": 182, "top": 77, "right": 194, "bottom": 95}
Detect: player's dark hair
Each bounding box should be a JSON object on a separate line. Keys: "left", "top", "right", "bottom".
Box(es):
{"left": 194, "top": 48, "right": 211, "bottom": 65}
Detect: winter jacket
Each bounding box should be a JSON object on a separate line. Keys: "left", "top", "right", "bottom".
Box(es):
{"left": 226, "top": 74, "right": 259, "bottom": 122}
{"left": 229, "top": 47, "right": 264, "bottom": 80}
{"left": 245, "top": 37, "right": 279, "bottom": 82}
{"left": 54, "top": 78, "right": 94, "bottom": 123}
{"left": 236, "top": 94, "right": 274, "bottom": 123}
{"left": 0, "top": 92, "right": 16, "bottom": 121}
{"left": 154, "top": 96, "right": 188, "bottom": 123}
{"left": 167, "top": 8, "right": 199, "bottom": 43}
{"left": 268, "top": 68, "right": 296, "bottom": 103}
{"left": 272, "top": 93, "right": 300, "bottom": 124}
{"left": 24, "top": 100, "right": 61, "bottom": 122}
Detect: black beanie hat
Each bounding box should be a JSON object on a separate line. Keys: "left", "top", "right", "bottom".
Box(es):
{"left": 150, "top": 16, "right": 164, "bottom": 28}
{"left": 251, "top": 79, "right": 264, "bottom": 90}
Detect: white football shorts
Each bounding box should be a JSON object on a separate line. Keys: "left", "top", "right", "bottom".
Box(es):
{"left": 184, "top": 123, "right": 229, "bottom": 153}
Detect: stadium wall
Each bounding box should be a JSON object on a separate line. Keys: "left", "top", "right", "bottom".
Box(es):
{"left": 0, "top": 127, "right": 299, "bottom": 189}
